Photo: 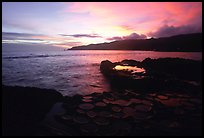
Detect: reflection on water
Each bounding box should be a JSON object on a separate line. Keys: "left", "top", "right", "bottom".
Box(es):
{"left": 114, "top": 65, "right": 146, "bottom": 74}
{"left": 2, "top": 50, "right": 202, "bottom": 96}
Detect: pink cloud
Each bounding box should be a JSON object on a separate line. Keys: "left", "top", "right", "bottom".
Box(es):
{"left": 148, "top": 24, "right": 202, "bottom": 38}
{"left": 65, "top": 2, "right": 202, "bottom": 36}
{"left": 107, "top": 32, "right": 147, "bottom": 41}
{"left": 163, "top": 2, "right": 202, "bottom": 26}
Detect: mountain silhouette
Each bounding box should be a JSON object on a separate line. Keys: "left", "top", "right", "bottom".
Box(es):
{"left": 69, "top": 33, "right": 202, "bottom": 52}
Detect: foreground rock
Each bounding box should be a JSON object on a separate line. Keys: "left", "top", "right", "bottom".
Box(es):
{"left": 2, "top": 57, "right": 202, "bottom": 136}
{"left": 100, "top": 58, "right": 202, "bottom": 92}
{"left": 56, "top": 90, "right": 202, "bottom": 136}
{"left": 3, "top": 84, "right": 201, "bottom": 136}
{"left": 2, "top": 85, "right": 63, "bottom": 136}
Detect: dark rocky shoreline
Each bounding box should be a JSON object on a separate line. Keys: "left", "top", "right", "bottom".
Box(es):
{"left": 2, "top": 58, "right": 202, "bottom": 136}
{"left": 2, "top": 85, "right": 63, "bottom": 136}
{"left": 100, "top": 58, "right": 202, "bottom": 93}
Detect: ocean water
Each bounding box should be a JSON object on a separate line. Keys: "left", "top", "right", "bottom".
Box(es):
{"left": 2, "top": 45, "right": 202, "bottom": 96}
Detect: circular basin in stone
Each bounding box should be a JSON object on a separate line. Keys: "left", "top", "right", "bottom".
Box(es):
{"left": 94, "top": 117, "right": 110, "bottom": 126}
{"left": 76, "top": 109, "right": 86, "bottom": 114}
{"left": 82, "top": 99, "right": 92, "bottom": 103}
{"left": 113, "top": 65, "right": 145, "bottom": 74}
{"left": 73, "top": 115, "right": 89, "bottom": 124}
{"left": 87, "top": 111, "right": 97, "bottom": 118}
{"left": 103, "top": 99, "right": 111, "bottom": 104}
{"left": 134, "top": 104, "right": 152, "bottom": 112}
{"left": 79, "top": 103, "right": 95, "bottom": 110}
{"left": 133, "top": 112, "right": 148, "bottom": 120}
{"left": 60, "top": 114, "right": 73, "bottom": 122}
{"left": 122, "top": 107, "right": 136, "bottom": 118}
{"left": 174, "top": 108, "right": 185, "bottom": 115}
{"left": 80, "top": 123, "right": 98, "bottom": 133}
{"left": 157, "top": 120, "right": 180, "bottom": 133}
{"left": 130, "top": 98, "right": 142, "bottom": 104}
{"left": 157, "top": 95, "right": 169, "bottom": 100}
{"left": 98, "top": 111, "right": 112, "bottom": 118}
{"left": 96, "top": 126, "right": 118, "bottom": 136}
{"left": 112, "top": 106, "right": 122, "bottom": 112}
{"left": 112, "top": 120, "right": 132, "bottom": 133}
{"left": 95, "top": 102, "right": 107, "bottom": 107}
{"left": 112, "top": 112, "right": 125, "bottom": 119}
{"left": 189, "top": 98, "right": 202, "bottom": 105}
{"left": 112, "top": 100, "right": 131, "bottom": 106}
{"left": 181, "top": 102, "right": 195, "bottom": 110}
{"left": 142, "top": 100, "right": 153, "bottom": 106}
{"left": 148, "top": 93, "right": 157, "bottom": 97}
{"left": 83, "top": 96, "right": 92, "bottom": 99}
{"left": 103, "top": 93, "right": 115, "bottom": 101}
{"left": 168, "top": 121, "right": 180, "bottom": 129}
{"left": 157, "top": 98, "right": 181, "bottom": 107}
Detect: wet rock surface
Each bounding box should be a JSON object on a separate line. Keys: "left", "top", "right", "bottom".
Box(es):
{"left": 45, "top": 89, "right": 201, "bottom": 136}
{"left": 2, "top": 85, "right": 63, "bottom": 136}
{"left": 100, "top": 58, "right": 202, "bottom": 92}
{"left": 3, "top": 85, "right": 202, "bottom": 136}
{"left": 2, "top": 58, "right": 202, "bottom": 136}
{"left": 41, "top": 58, "right": 201, "bottom": 136}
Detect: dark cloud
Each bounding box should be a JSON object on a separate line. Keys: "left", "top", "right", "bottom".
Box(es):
{"left": 2, "top": 32, "right": 82, "bottom": 48}
{"left": 148, "top": 24, "right": 202, "bottom": 38}
{"left": 123, "top": 33, "right": 147, "bottom": 39}
{"left": 59, "top": 33, "right": 102, "bottom": 38}
{"left": 2, "top": 32, "right": 44, "bottom": 40}
{"left": 2, "top": 32, "right": 35, "bottom": 36}
{"left": 54, "top": 42, "right": 82, "bottom": 47}
{"left": 107, "top": 32, "right": 147, "bottom": 41}
{"left": 2, "top": 32, "right": 52, "bottom": 46}
{"left": 106, "top": 36, "right": 123, "bottom": 41}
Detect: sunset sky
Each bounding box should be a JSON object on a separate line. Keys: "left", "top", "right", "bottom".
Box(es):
{"left": 2, "top": 2, "right": 202, "bottom": 48}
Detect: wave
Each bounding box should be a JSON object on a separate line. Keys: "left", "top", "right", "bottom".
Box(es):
{"left": 65, "top": 63, "right": 100, "bottom": 69}
{"left": 3, "top": 54, "right": 65, "bottom": 59}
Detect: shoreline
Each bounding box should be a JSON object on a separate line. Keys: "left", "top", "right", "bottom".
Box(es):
{"left": 2, "top": 57, "right": 202, "bottom": 136}
{"left": 68, "top": 49, "right": 202, "bottom": 52}
{"left": 2, "top": 84, "right": 202, "bottom": 136}
{"left": 2, "top": 85, "right": 63, "bottom": 136}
